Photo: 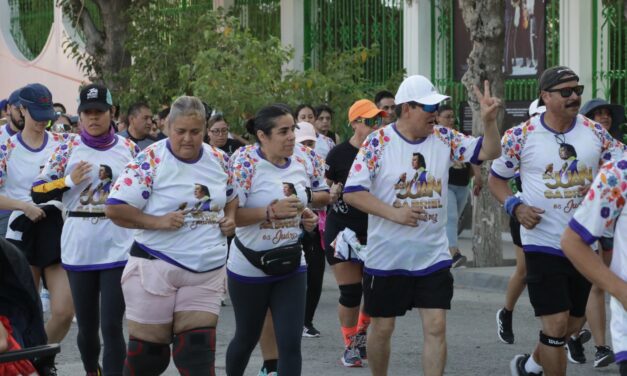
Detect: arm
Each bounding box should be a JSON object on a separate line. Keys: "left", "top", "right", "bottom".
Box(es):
{"left": 474, "top": 80, "right": 503, "bottom": 161}
{"left": 218, "top": 197, "right": 238, "bottom": 237}
{"left": 235, "top": 196, "right": 301, "bottom": 227}
{"left": 311, "top": 191, "right": 330, "bottom": 208}
{"left": 561, "top": 227, "right": 627, "bottom": 308}
{"left": 487, "top": 173, "right": 513, "bottom": 205}
{"left": 0, "top": 195, "right": 45, "bottom": 222}
{"left": 343, "top": 190, "right": 424, "bottom": 227}
{"left": 471, "top": 164, "right": 482, "bottom": 196}
{"left": 104, "top": 203, "right": 183, "bottom": 230}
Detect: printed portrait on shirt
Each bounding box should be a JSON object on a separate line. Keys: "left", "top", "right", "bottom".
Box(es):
{"left": 176, "top": 184, "right": 221, "bottom": 228}
{"left": 78, "top": 164, "right": 113, "bottom": 209}
{"left": 394, "top": 153, "right": 442, "bottom": 201}
{"left": 543, "top": 143, "right": 593, "bottom": 192}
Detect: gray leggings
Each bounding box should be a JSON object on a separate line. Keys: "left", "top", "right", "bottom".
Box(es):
{"left": 226, "top": 272, "right": 306, "bottom": 376}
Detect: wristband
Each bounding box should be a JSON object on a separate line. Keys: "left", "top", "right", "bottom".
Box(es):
{"left": 64, "top": 175, "right": 76, "bottom": 188}
{"left": 504, "top": 195, "right": 523, "bottom": 217}
{"left": 305, "top": 187, "right": 313, "bottom": 204}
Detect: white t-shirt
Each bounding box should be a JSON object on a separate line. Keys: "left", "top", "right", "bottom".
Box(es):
{"left": 107, "top": 139, "right": 236, "bottom": 273}
{"left": 568, "top": 155, "right": 627, "bottom": 358}
{"left": 0, "top": 131, "right": 71, "bottom": 240}
{"left": 227, "top": 145, "right": 323, "bottom": 282}
{"left": 0, "top": 124, "right": 18, "bottom": 216}
{"left": 344, "top": 123, "right": 482, "bottom": 276}
{"left": 35, "top": 135, "right": 139, "bottom": 271}
{"left": 491, "top": 114, "right": 624, "bottom": 257}
{"left": 315, "top": 133, "right": 335, "bottom": 159}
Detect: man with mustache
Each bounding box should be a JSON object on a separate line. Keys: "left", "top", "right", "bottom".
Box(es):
{"left": 488, "top": 66, "right": 625, "bottom": 376}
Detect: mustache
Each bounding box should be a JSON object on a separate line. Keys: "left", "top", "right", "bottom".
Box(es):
{"left": 565, "top": 101, "right": 581, "bottom": 108}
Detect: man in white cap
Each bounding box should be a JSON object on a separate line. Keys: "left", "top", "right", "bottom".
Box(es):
{"left": 343, "top": 75, "right": 502, "bottom": 375}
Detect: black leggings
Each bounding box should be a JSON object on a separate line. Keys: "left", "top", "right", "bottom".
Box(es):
{"left": 67, "top": 268, "right": 126, "bottom": 376}
{"left": 302, "top": 229, "right": 325, "bottom": 327}
{"left": 226, "top": 272, "right": 306, "bottom": 376}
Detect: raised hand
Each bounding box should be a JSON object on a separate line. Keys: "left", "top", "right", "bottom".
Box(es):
{"left": 473, "top": 80, "right": 502, "bottom": 124}
{"left": 70, "top": 161, "right": 93, "bottom": 185}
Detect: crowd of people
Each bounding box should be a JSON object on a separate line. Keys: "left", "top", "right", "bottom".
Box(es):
{"left": 0, "top": 66, "right": 626, "bottom": 376}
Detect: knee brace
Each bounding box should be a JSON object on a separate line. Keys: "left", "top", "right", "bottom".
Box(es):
{"left": 339, "top": 283, "right": 362, "bottom": 308}
{"left": 123, "top": 337, "right": 170, "bottom": 376}
{"left": 172, "top": 327, "right": 216, "bottom": 376}
{"left": 539, "top": 331, "right": 566, "bottom": 347}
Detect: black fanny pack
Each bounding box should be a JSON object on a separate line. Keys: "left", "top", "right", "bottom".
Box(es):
{"left": 234, "top": 236, "right": 302, "bottom": 276}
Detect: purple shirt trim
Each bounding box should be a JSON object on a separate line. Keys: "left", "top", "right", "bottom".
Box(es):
{"left": 31, "top": 179, "right": 47, "bottom": 188}
{"left": 392, "top": 123, "right": 427, "bottom": 145}
{"left": 105, "top": 198, "right": 128, "bottom": 205}
{"left": 0, "top": 210, "right": 11, "bottom": 216}
{"left": 615, "top": 351, "right": 627, "bottom": 364}
{"left": 136, "top": 242, "right": 225, "bottom": 273}
{"left": 568, "top": 218, "right": 598, "bottom": 245}
{"left": 166, "top": 140, "right": 203, "bottom": 164}
{"left": 62, "top": 260, "right": 127, "bottom": 271}
{"left": 540, "top": 113, "right": 577, "bottom": 134}
{"left": 6, "top": 125, "right": 17, "bottom": 136}
{"left": 343, "top": 185, "right": 368, "bottom": 193}
{"left": 469, "top": 136, "right": 484, "bottom": 165}
{"left": 364, "top": 259, "right": 452, "bottom": 277}
{"left": 17, "top": 132, "right": 48, "bottom": 153}
{"left": 523, "top": 245, "right": 566, "bottom": 258}
{"left": 490, "top": 169, "right": 513, "bottom": 180}
{"left": 226, "top": 266, "right": 307, "bottom": 284}
{"left": 256, "top": 148, "right": 291, "bottom": 169}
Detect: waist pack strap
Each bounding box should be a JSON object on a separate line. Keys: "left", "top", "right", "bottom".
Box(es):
{"left": 234, "top": 236, "right": 264, "bottom": 269}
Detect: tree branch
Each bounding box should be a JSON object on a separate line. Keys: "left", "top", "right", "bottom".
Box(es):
{"left": 67, "top": 0, "right": 103, "bottom": 56}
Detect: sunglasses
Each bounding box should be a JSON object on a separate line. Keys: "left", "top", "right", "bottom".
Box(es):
{"left": 356, "top": 117, "right": 383, "bottom": 127}
{"left": 545, "top": 85, "right": 584, "bottom": 98}
{"left": 416, "top": 103, "right": 440, "bottom": 113}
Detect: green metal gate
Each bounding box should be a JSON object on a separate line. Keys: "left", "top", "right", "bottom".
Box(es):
{"left": 8, "top": 0, "right": 54, "bottom": 60}
{"left": 234, "top": 0, "right": 280, "bottom": 41}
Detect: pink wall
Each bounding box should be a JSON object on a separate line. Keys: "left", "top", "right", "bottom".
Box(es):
{"left": 0, "top": 2, "right": 88, "bottom": 114}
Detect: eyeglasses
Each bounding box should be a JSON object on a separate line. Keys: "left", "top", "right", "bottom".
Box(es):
{"left": 380, "top": 105, "right": 395, "bottom": 112}
{"left": 210, "top": 128, "right": 229, "bottom": 135}
{"left": 356, "top": 117, "right": 383, "bottom": 127}
{"left": 416, "top": 103, "right": 440, "bottom": 113}
{"left": 545, "top": 85, "right": 584, "bottom": 98}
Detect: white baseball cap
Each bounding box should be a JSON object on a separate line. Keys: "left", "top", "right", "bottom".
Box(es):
{"left": 295, "top": 122, "right": 317, "bottom": 144}
{"left": 528, "top": 99, "right": 546, "bottom": 116}
{"left": 395, "top": 75, "right": 450, "bottom": 105}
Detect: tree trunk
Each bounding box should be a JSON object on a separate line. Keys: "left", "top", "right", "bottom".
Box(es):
{"left": 459, "top": 0, "right": 505, "bottom": 267}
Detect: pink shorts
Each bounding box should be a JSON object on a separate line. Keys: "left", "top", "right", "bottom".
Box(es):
{"left": 121, "top": 256, "right": 226, "bottom": 324}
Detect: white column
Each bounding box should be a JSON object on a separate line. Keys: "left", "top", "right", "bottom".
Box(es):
{"left": 403, "top": 0, "right": 431, "bottom": 78}
{"left": 281, "top": 0, "right": 304, "bottom": 71}
{"left": 213, "top": 0, "right": 235, "bottom": 10}
{"left": 559, "top": 0, "right": 594, "bottom": 102}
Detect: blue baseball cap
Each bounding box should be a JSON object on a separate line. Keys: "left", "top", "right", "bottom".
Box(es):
{"left": 18, "top": 83, "right": 57, "bottom": 122}
{"left": 8, "top": 88, "right": 22, "bottom": 106}
{"left": 0, "top": 99, "right": 7, "bottom": 110}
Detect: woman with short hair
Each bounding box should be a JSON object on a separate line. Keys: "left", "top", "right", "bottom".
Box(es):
{"left": 105, "top": 95, "right": 237, "bottom": 375}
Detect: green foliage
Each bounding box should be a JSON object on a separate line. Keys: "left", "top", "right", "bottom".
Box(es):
{"left": 115, "top": 7, "right": 404, "bottom": 138}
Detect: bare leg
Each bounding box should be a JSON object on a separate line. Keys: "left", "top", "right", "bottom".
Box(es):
{"left": 44, "top": 264, "right": 75, "bottom": 343}
{"left": 259, "top": 311, "right": 279, "bottom": 360}
{"left": 420, "top": 308, "right": 447, "bottom": 376}
{"left": 367, "top": 317, "right": 395, "bottom": 376}
{"left": 504, "top": 245, "right": 526, "bottom": 311}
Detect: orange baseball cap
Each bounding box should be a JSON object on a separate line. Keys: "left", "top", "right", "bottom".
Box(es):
{"left": 348, "top": 99, "right": 387, "bottom": 123}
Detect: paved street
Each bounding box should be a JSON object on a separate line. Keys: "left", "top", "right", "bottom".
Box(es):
{"left": 55, "top": 265, "right": 621, "bottom": 375}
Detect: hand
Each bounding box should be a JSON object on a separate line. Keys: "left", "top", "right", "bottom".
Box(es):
{"left": 514, "top": 204, "right": 545, "bottom": 229}
{"left": 22, "top": 203, "right": 45, "bottom": 222}
{"left": 329, "top": 182, "right": 343, "bottom": 203}
{"left": 578, "top": 184, "right": 591, "bottom": 197}
{"left": 473, "top": 178, "right": 483, "bottom": 196}
{"left": 219, "top": 216, "right": 236, "bottom": 237}
{"left": 473, "top": 80, "right": 502, "bottom": 124}
{"left": 69, "top": 161, "right": 93, "bottom": 186}
{"left": 301, "top": 208, "right": 318, "bottom": 232}
{"left": 390, "top": 206, "right": 427, "bottom": 227}
{"left": 0, "top": 324, "right": 8, "bottom": 353}
{"left": 272, "top": 196, "right": 301, "bottom": 219}
{"left": 156, "top": 211, "right": 185, "bottom": 230}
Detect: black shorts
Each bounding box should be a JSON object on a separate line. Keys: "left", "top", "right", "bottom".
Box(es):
{"left": 525, "top": 252, "right": 591, "bottom": 317}
{"left": 323, "top": 214, "right": 366, "bottom": 266}
{"left": 363, "top": 269, "right": 454, "bottom": 317}
{"left": 509, "top": 216, "right": 522, "bottom": 248}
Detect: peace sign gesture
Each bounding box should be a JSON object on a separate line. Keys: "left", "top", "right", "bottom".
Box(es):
{"left": 473, "top": 80, "right": 502, "bottom": 124}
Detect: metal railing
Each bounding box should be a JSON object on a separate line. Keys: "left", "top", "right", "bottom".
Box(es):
{"left": 234, "top": 0, "right": 280, "bottom": 42}
{"left": 9, "top": 0, "right": 54, "bottom": 60}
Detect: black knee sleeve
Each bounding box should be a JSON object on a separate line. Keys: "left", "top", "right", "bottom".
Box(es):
{"left": 173, "top": 327, "right": 216, "bottom": 376}
{"left": 539, "top": 331, "right": 566, "bottom": 347}
{"left": 123, "top": 337, "right": 170, "bottom": 376}
{"left": 339, "top": 283, "right": 362, "bottom": 308}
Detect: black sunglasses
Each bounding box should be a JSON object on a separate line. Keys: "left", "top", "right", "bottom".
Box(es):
{"left": 545, "top": 85, "right": 584, "bottom": 98}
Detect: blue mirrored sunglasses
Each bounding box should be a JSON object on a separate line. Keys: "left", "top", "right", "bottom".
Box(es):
{"left": 417, "top": 103, "right": 440, "bottom": 113}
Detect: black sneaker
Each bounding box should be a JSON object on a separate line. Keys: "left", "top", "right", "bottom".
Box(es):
{"left": 566, "top": 335, "right": 586, "bottom": 364}
{"left": 509, "top": 354, "right": 542, "bottom": 376}
{"left": 496, "top": 308, "right": 514, "bottom": 344}
{"left": 451, "top": 252, "right": 467, "bottom": 268}
{"left": 593, "top": 345, "right": 614, "bottom": 368}
{"left": 302, "top": 324, "right": 320, "bottom": 338}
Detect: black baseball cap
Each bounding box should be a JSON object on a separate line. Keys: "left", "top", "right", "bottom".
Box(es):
{"left": 77, "top": 84, "right": 113, "bottom": 113}
{"left": 538, "top": 66, "right": 580, "bottom": 105}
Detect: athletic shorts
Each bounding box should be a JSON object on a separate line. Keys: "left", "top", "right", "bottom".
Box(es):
{"left": 509, "top": 216, "right": 522, "bottom": 248}
{"left": 363, "top": 269, "right": 454, "bottom": 317}
{"left": 525, "top": 252, "right": 591, "bottom": 317}
{"left": 323, "top": 214, "right": 366, "bottom": 266}
{"left": 8, "top": 236, "right": 60, "bottom": 268}
{"left": 121, "top": 256, "right": 226, "bottom": 324}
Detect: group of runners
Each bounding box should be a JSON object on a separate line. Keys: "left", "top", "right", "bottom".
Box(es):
{"left": 0, "top": 65, "right": 626, "bottom": 376}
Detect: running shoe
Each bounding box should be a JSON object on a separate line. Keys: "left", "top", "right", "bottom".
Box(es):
{"left": 86, "top": 366, "right": 102, "bottom": 376}
{"left": 355, "top": 331, "right": 367, "bottom": 359}
{"left": 509, "top": 354, "right": 542, "bottom": 376}
{"left": 593, "top": 345, "right": 615, "bottom": 368}
{"left": 340, "top": 346, "right": 362, "bottom": 367}
{"left": 451, "top": 252, "right": 467, "bottom": 268}
{"left": 257, "top": 368, "right": 277, "bottom": 376}
{"left": 565, "top": 336, "right": 586, "bottom": 364}
{"left": 302, "top": 324, "right": 320, "bottom": 338}
{"left": 496, "top": 308, "right": 514, "bottom": 344}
